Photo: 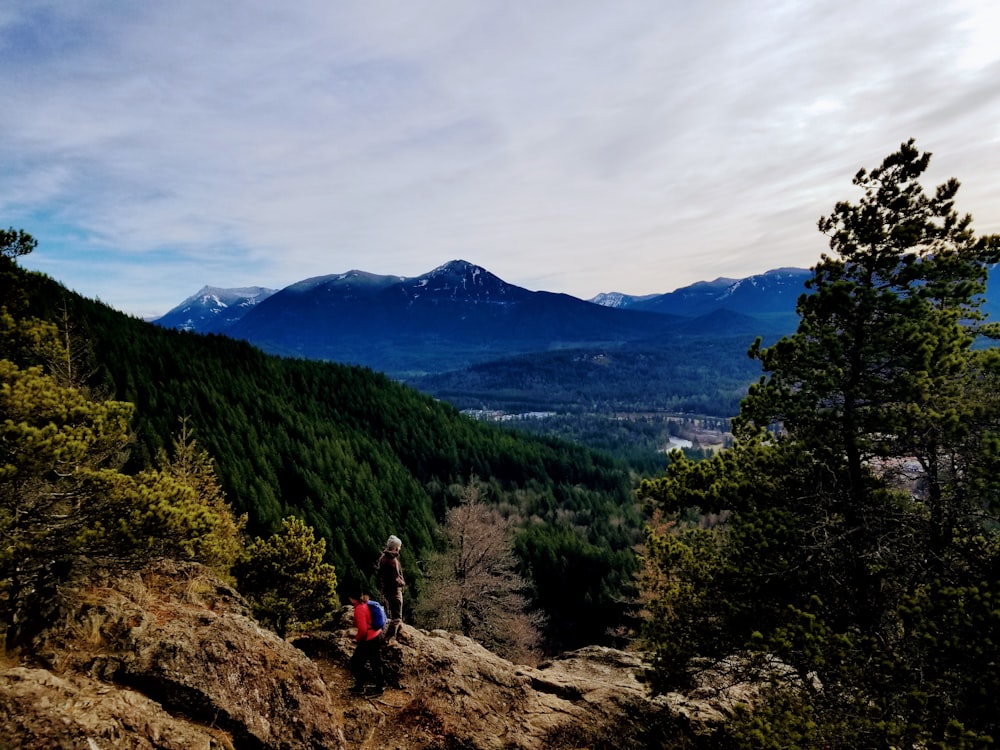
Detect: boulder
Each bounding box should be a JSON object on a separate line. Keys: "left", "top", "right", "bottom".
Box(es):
{"left": 24, "top": 559, "right": 345, "bottom": 750}
{"left": 0, "top": 666, "right": 229, "bottom": 749}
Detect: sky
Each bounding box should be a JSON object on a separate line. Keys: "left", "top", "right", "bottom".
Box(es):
{"left": 3, "top": 1, "right": 1000, "bottom": 319}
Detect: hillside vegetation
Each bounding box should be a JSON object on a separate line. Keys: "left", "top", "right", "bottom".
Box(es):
{"left": 640, "top": 140, "right": 1000, "bottom": 747}
{"left": 408, "top": 339, "right": 762, "bottom": 417}
{"left": 0, "top": 254, "right": 640, "bottom": 652}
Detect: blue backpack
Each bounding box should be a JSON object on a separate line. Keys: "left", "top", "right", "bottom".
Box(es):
{"left": 367, "top": 600, "right": 387, "bottom": 631}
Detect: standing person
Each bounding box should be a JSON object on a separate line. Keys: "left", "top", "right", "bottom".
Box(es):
{"left": 348, "top": 588, "right": 384, "bottom": 696}
{"left": 377, "top": 535, "right": 406, "bottom": 641}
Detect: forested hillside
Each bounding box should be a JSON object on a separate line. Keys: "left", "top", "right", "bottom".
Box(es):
{"left": 408, "top": 340, "right": 761, "bottom": 417}
{"left": 639, "top": 140, "right": 1000, "bottom": 746}
{"left": 0, "top": 259, "right": 640, "bottom": 651}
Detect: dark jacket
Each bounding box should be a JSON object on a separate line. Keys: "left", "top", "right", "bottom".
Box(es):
{"left": 377, "top": 549, "right": 404, "bottom": 593}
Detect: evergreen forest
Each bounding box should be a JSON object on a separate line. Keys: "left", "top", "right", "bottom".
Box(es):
{"left": 407, "top": 340, "right": 764, "bottom": 418}
{"left": 0, "top": 253, "right": 641, "bottom": 653}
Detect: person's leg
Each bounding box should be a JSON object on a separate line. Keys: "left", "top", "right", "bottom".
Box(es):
{"left": 348, "top": 643, "right": 366, "bottom": 692}
{"left": 365, "top": 636, "right": 384, "bottom": 695}
{"left": 385, "top": 588, "right": 404, "bottom": 640}
{"left": 394, "top": 589, "right": 404, "bottom": 622}
{"left": 383, "top": 589, "right": 402, "bottom": 620}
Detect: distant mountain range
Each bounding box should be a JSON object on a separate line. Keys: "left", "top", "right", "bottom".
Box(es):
{"left": 600, "top": 267, "right": 811, "bottom": 321}
{"left": 154, "top": 261, "right": 808, "bottom": 376}
{"left": 154, "top": 260, "right": 1000, "bottom": 378}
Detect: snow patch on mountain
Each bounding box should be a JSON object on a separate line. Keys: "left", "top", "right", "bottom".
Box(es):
{"left": 590, "top": 292, "right": 660, "bottom": 308}
{"left": 153, "top": 285, "right": 278, "bottom": 333}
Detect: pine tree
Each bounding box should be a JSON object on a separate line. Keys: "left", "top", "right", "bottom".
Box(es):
{"left": 152, "top": 418, "right": 247, "bottom": 578}
{"left": 233, "top": 516, "right": 339, "bottom": 637}
{"left": 639, "top": 141, "right": 1000, "bottom": 746}
{"left": 0, "top": 353, "right": 134, "bottom": 645}
{"left": 0, "top": 228, "right": 36, "bottom": 261}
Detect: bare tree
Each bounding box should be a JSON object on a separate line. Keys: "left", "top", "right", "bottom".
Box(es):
{"left": 416, "top": 481, "right": 545, "bottom": 664}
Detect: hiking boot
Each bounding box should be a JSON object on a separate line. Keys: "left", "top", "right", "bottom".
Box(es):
{"left": 384, "top": 620, "right": 399, "bottom": 641}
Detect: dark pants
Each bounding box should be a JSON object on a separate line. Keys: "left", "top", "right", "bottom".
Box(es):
{"left": 382, "top": 587, "right": 403, "bottom": 622}
{"left": 382, "top": 588, "right": 404, "bottom": 640}
{"left": 349, "top": 635, "right": 383, "bottom": 688}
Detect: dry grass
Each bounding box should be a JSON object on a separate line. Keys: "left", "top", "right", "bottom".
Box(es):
{"left": 0, "top": 640, "right": 21, "bottom": 668}
{"left": 181, "top": 572, "right": 217, "bottom": 607}
{"left": 76, "top": 608, "right": 109, "bottom": 645}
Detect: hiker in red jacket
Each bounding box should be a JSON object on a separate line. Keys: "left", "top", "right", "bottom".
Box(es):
{"left": 377, "top": 535, "right": 406, "bottom": 641}
{"left": 348, "top": 588, "right": 384, "bottom": 696}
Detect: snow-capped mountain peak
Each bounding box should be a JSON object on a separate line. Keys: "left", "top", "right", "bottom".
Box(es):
{"left": 154, "top": 285, "right": 277, "bottom": 333}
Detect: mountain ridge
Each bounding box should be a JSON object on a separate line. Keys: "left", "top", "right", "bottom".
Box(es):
{"left": 153, "top": 260, "right": 999, "bottom": 378}
{"left": 154, "top": 260, "right": 804, "bottom": 375}
{"left": 155, "top": 261, "right": 809, "bottom": 327}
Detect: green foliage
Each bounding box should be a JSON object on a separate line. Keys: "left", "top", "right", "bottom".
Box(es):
{"left": 0, "top": 354, "right": 134, "bottom": 643}
{"left": 0, "top": 360, "right": 243, "bottom": 578}
{"left": 719, "top": 689, "right": 827, "bottom": 750}
{"left": 408, "top": 341, "right": 763, "bottom": 417}
{"left": 0, "top": 227, "right": 36, "bottom": 261}
{"left": 516, "top": 520, "right": 638, "bottom": 650}
{"left": 0, "top": 308, "right": 64, "bottom": 367}
{"left": 0, "top": 293, "right": 250, "bottom": 647}
{"left": 637, "top": 439, "right": 825, "bottom": 685}
{"left": 233, "top": 515, "right": 339, "bottom": 637}
{"left": 891, "top": 581, "right": 1000, "bottom": 747}
{"left": 639, "top": 519, "right": 722, "bottom": 682}
{"left": 0, "top": 258, "right": 642, "bottom": 650}
{"left": 68, "top": 420, "right": 248, "bottom": 577}
{"left": 639, "top": 141, "right": 1000, "bottom": 745}
{"left": 152, "top": 418, "right": 247, "bottom": 578}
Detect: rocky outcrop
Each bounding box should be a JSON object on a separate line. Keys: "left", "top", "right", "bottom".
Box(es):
{"left": 295, "top": 618, "right": 754, "bottom": 749}
{"left": 1, "top": 560, "right": 762, "bottom": 749}
{"left": 0, "top": 666, "right": 230, "bottom": 749}
{"left": 14, "top": 559, "right": 344, "bottom": 749}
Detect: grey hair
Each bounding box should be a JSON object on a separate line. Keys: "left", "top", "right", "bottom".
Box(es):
{"left": 386, "top": 535, "right": 402, "bottom": 551}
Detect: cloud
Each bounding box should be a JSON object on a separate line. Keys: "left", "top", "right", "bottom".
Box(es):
{"left": 2, "top": 0, "right": 999, "bottom": 317}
